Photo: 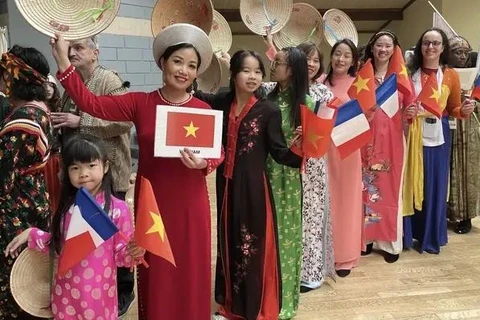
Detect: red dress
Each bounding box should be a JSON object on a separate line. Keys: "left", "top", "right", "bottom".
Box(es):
{"left": 57, "top": 65, "right": 223, "bottom": 320}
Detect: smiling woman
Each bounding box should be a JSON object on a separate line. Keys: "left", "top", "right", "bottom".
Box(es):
{"left": 194, "top": 49, "right": 302, "bottom": 320}
{"left": 49, "top": 23, "right": 224, "bottom": 320}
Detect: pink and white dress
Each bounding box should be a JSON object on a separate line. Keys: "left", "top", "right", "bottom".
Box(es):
{"left": 28, "top": 192, "right": 134, "bottom": 320}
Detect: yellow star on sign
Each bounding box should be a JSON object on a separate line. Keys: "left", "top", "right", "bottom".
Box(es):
{"left": 183, "top": 121, "right": 199, "bottom": 138}
{"left": 352, "top": 76, "right": 371, "bottom": 94}
{"left": 308, "top": 132, "right": 323, "bottom": 149}
{"left": 430, "top": 87, "right": 441, "bottom": 102}
{"left": 399, "top": 64, "right": 408, "bottom": 79}
{"left": 146, "top": 211, "right": 165, "bottom": 241}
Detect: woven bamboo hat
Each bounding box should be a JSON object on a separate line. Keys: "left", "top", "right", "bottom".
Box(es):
{"left": 14, "top": 0, "right": 120, "bottom": 41}
{"left": 10, "top": 249, "right": 53, "bottom": 318}
{"left": 153, "top": 23, "right": 213, "bottom": 75}
{"left": 151, "top": 0, "right": 213, "bottom": 37}
{"left": 273, "top": 3, "right": 324, "bottom": 49}
{"left": 323, "top": 9, "right": 358, "bottom": 47}
{"left": 240, "top": 0, "right": 293, "bottom": 36}
{"left": 209, "top": 10, "right": 232, "bottom": 55}
{"left": 197, "top": 54, "right": 222, "bottom": 93}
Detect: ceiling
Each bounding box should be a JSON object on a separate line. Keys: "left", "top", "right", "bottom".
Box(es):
{"left": 211, "top": 0, "right": 416, "bottom": 34}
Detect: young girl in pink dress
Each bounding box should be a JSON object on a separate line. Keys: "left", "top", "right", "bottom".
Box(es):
{"left": 5, "top": 134, "right": 144, "bottom": 320}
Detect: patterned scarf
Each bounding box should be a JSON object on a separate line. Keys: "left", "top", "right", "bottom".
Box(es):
{"left": 0, "top": 52, "right": 47, "bottom": 97}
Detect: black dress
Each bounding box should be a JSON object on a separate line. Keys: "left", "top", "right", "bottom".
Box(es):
{"left": 195, "top": 91, "right": 302, "bottom": 320}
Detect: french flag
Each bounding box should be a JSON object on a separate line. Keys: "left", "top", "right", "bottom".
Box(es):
{"left": 376, "top": 74, "right": 399, "bottom": 118}
{"left": 58, "top": 188, "right": 119, "bottom": 276}
{"left": 331, "top": 99, "right": 372, "bottom": 159}
{"left": 472, "top": 76, "right": 480, "bottom": 100}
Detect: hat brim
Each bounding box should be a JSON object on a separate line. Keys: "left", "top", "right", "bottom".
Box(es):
{"left": 153, "top": 23, "right": 213, "bottom": 75}
{"left": 10, "top": 249, "right": 53, "bottom": 318}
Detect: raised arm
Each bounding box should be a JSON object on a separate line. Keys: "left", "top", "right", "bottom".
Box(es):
{"left": 51, "top": 33, "right": 140, "bottom": 123}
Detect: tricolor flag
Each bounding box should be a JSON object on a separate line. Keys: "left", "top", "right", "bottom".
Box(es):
{"left": 376, "top": 74, "right": 400, "bottom": 118}
{"left": 165, "top": 111, "right": 215, "bottom": 148}
{"left": 58, "top": 188, "right": 119, "bottom": 276}
{"left": 301, "top": 105, "right": 333, "bottom": 158}
{"left": 416, "top": 73, "right": 442, "bottom": 118}
{"left": 348, "top": 59, "right": 376, "bottom": 113}
{"left": 386, "top": 45, "right": 413, "bottom": 98}
{"left": 471, "top": 76, "right": 480, "bottom": 100}
{"left": 134, "top": 177, "right": 176, "bottom": 267}
{"left": 331, "top": 100, "right": 372, "bottom": 159}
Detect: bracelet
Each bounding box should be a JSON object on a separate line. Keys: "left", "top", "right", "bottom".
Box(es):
{"left": 58, "top": 66, "right": 76, "bottom": 82}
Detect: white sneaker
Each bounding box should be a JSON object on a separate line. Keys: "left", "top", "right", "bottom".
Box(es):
{"left": 212, "top": 314, "right": 228, "bottom": 320}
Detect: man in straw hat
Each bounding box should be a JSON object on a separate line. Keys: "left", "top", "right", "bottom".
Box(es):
{"left": 50, "top": 35, "right": 135, "bottom": 317}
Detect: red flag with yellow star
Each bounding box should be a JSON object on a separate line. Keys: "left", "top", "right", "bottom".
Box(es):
{"left": 165, "top": 111, "right": 215, "bottom": 148}
{"left": 348, "top": 59, "right": 376, "bottom": 113}
{"left": 134, "top": 176, "right": 176, "bottom": 267}
{"left": 301, "top": 105, "right": 333, "bottom": 158}
{"left": 417, "top": 73, "right": 442, "bottom": 118}
{"left": 386, "top": 45, "right": 413, "bottom": 98}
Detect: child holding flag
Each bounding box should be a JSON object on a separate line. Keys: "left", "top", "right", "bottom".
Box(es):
{"left": 5, "top": 134, "right": 144, "bottom": 320}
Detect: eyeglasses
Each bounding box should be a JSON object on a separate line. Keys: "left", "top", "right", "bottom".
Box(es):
{"left": 271, "top": 60, "right": 288, "bottom": 69}
{"left": 422, "top": 40, "right": 442, "bottom": 47}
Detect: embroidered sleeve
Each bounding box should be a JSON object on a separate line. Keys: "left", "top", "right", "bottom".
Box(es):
{"left": 203, "top": 148, "right": 225, "bottom": 176}
{"left": 309, "top": 83, "right": 334, "bottom": 106}
{"left": 57, "top": 65, "right": 141, "bottom": 123}
{"left": 111, "top": 200, "right": 135, "bottom": 268}
{"left": 28, "top": 227, "right": 52, "bottom": 254}
{"left": 0, "top": 109, "right": 50, "bottom": 198}
{"left": 261, "top": 82, "right": 277, "bottom": 95}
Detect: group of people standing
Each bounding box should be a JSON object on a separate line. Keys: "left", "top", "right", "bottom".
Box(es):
{"left": 0, "top": 21, "right": 478, "bottom": 320}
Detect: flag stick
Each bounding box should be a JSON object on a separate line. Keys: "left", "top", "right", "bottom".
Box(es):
{"left": 119, "top": 231, "right": 149, "bottom": 269}
{"left": 428, "top": 1, "right": 458, "bottom": 37}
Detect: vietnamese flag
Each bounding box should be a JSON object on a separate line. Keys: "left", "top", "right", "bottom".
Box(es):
{"left": 165, "top": 111, "right": 215, "bottom": 148}
{"left": 301, "top": 105, "right": 333, "bottom": 158}
{"left": 348, "top": 59, "right": 376, "bottom": 113}
{"left": 386, "top": 45, "right": 413, "bottom": 98}
{"left": 134, "top": 177, "right": 176, "bottom": 267}
{"left": 417, "top": 73, "right": 442, "bottom": 118}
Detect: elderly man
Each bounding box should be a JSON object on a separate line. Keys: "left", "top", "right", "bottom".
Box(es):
{"left": 51, "top": 36, "right": 135, "bottom": 317}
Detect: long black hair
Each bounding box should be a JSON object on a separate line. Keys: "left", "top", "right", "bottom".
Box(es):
{"left": 361, "top": 30, "right": 400, "bottom": 69}
{"left": 229, "top": 50, "right": 266, "bottom": 98}
{"left": 407, "top": 27, "right": 450, "bottom": 74}
{"left": 297, "top": 42, "right": 324, "bottom": 81}
{"left": 268, "top": 47, "right": 309, "bottom": 128}
{"left": 51, "top": 134, "right": 114, "bottom": 254}
{"left": 324, "top": 39, "right": 359, "bottom": 87}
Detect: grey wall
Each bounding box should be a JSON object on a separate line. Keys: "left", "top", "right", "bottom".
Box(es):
{"left": 97, "top": 33, "right": 162, "bottom": 93}
{"left": 7, "top": 0, "right": 162, "bottom": 93}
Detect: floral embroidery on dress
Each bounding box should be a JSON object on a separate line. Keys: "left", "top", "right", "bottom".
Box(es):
{"left": 238, "top": 116, "right": 262, "bottom": 155}
{"left": 362, "top": 143, "right": 391, "bottom": 225}
{"left": 233, "top": 225, "right": 257, "bottom": 293}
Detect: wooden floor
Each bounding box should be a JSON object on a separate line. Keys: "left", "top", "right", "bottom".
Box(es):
{"left": 124, "top": 174, "right": 480, "bottom": 319}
